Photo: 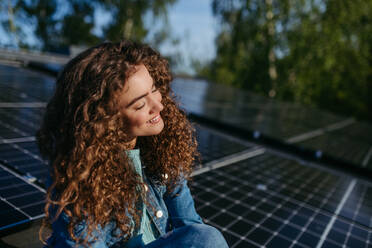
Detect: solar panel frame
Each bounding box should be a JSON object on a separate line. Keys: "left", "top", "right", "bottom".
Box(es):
{"left": 0, "top": 164, "right": 45, "bottom": 232}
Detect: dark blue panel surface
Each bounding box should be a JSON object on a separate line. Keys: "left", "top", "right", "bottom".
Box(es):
{"left": 195, "top": 125, "right": 251, "bottom": 164}
{"left": 0, "top": 64, "right": 55, "bottom": 102}
{"left": 0, "top": 142, "right": 48, "bottom": 185}
{"left": 0, "top": 166, "right": 45, "bottom": 232}
{"left": 172, "top": 78, "right": 345, "bottom": 140}
{"left": 299, "top": 121, "right": 372, "bottom": 170}
{"left": 191, "top": 153, "right": 372, "bottom": 248}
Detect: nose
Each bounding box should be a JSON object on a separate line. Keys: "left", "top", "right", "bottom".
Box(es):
{"left": 149, "top": 94, "right": 164, "bottom": 114}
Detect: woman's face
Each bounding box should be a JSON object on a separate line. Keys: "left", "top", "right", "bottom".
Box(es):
{"left": 119, "top": 64, "right": 164, "bottom": 139}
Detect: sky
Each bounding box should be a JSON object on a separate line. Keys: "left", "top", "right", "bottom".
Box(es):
{"left": 91, "top": 0, "right": 218, "bottom": 74}
{"left": 0, "top": 0, "right": 218, "bottom": 74}
{"left": 159, "top": 0, "right": 218, "bottom": 74}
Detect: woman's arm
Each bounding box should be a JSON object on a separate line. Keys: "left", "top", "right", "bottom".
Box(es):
{"left": 164, "top": 179, "right": 203, "bottom": 228}
{"left": 46, "top": 212, "right": 115, "bottom": 248}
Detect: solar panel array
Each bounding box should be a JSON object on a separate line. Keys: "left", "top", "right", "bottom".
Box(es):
{"left": 0, "top": 63, "right": 371, "bottom": 247}
{"left": 0, "top": 65, "right": 50, "bottom": 187}
{"left": 0, "top": 64, "right": 52, "bottom": 232}
{"left": 172, "top": 78, "right": 372, "bottom": 170}
{"left": 172, "top": 78, "right": 346, "bottom": 140}
{"left": 194, "top": 125, "right": 253, "bottom": 164}
{"left": 0, "top": 65, "right": 55, "bottom": 102}
{"left": 298, "top": 121, "right": 372, "bottom": 170}
{"left": 191, "top": 151, "right": 372, "bottom": 247}
{"left": 0, "top": 164, "right": 45, "bottom": 232}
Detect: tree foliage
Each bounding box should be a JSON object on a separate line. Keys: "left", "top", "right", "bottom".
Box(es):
{"left": 204, "top": 0, "right": 372, "bottom": 121}
{"left": 0, "top": 0, "right": 176, "bottom": 51}
{"left": 99, "top": 0, "right": 175, "bottom": 43}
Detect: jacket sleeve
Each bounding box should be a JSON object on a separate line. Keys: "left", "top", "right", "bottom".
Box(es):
{"left": 163, "top": 179, "right": 203, "bottom": 228}
{"left": 46, "top": 212, "right": 115, "bottom": 248}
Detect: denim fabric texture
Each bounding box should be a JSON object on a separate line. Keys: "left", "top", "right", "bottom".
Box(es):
{"left": 45, "top": 150, "right": 228, "bottom": 247}
{"left": 143, "top": 224, "right": 229, "bottom": 248}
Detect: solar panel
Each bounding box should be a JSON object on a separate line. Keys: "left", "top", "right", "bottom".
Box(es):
{"left": 340, "top": 181, "right": 372, "bottom": 229}
{"left": 172, "top": 78, "right": 347, "bottom": 140}
{"left": 1, "top": 61, "right": 372, "bottom": 248}
{"left": 299, "top": 122, "right": 372, "bottom": 170}
{"left": 0, "top": 110, "right": 43, "bottom": 142}
{"left": 0, "top": 164, "right": 45, "bottom": 232}
{"left": 0, "top": 141, "right": 49, "bottom": 185}
{"left": 191, "top": 152, "right": 372, "bottom": 248}
{"left": 194, "top": 125, "right": 253, "bottom": 164}
{"left": 0, "top": 64, "right": 55, "bottom": 102}
{"left": 173, "top": 78, "right": 372, "bottom": 171}
{"left": 0, "top": 64, "right": 49, "bottom": 233}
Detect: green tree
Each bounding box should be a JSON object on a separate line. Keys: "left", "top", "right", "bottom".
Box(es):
{"left": 60, "top": 0, "right": 100, "bottom": 46}
{"left": 18, "top": 0, "right": 60, "bottom": 51}
{"left": 2, "top": 0, "right": 96, "bottom": 50}
{"left": 285, "top": 0, "right": 372, "bottom": 120}
{"left": 1, "top": 0, "right": 177, "bottom": 51}
{"left": 205, "top": 0, "right": 372, "bottom": 121}
{"left": 0, "top": 0, "right": 38, "bottom": 48}
{"left": 208, "top": 0, "right": 291, "bottom": 96}
{"left": 99, "top": 0, "right": 176, "bottom": 46}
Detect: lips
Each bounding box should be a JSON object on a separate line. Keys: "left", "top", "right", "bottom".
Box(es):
{"left": 147, "top": 114, "right": 161, "bottom": 124}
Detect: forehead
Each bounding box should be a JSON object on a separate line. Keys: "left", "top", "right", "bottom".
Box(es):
{"left": 119, "top": 64, "right": 153, "bottom": 103}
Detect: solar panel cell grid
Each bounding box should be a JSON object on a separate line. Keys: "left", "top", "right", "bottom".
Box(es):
{"left": 1, "top": 63, "right": 372, "bottom": 247}
{"left": 0, "top": 166, "right": 45, "bottom": 231}
{"left": 0, "top": 65, "right": 55, "bottom": 102}
{"left": 0, "top": 121, "right": 30, "bottom": 139}
{"left": 172, "top": 78, "right": 346, "bottom": 140}
{"left": 299, "top": 134, "right": 371, "bottom": 167}
{"left": 0, "top": 85, "right": 40, "bottom": 102}
{"left": 194, "top": 126, "right": 251, "bottom": 164}
{"left": 191, "top": 153, "right": 372, "bottom": 247}
{"left": 172, "top": 78, "right": 372, "bottom": 171}
{"left": 22, "top": 201, "right": 45, "bottom": 217}
{"left": 0, "top": 108, "right": 43, "bottom": 135}
{"left": 340, "top": 182, "right": 372, "bottom": 228}
{"left": 0, "top": 142, "right": 48, "bottom": 185}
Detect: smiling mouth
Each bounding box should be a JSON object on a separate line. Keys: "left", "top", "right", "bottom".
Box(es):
{"left": 147, "top": 114, "right": 161, "bottom": 124}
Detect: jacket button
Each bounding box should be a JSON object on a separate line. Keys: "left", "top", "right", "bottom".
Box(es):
{"left": 156, "top": 210, "right": 163, "bottom": 218}
{"left": 144, "top": 185, "right": 148, "bottom": 192}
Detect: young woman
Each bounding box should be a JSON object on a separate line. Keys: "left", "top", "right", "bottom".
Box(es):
{"left": 37, "top": 41, "right": 229, "bottom": 248}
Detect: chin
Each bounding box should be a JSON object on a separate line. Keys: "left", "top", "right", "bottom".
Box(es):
{"left": 152, "top": 121, "right": 165, "bottom": 135}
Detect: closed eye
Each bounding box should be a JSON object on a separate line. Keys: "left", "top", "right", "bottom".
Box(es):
{"left": 132, "top": 84, "right": 157, "bottom": 110}
{"left": 135, "top": 103, "right": 145, "bottom": 110}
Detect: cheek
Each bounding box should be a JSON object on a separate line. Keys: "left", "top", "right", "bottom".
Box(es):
{"left": 128, "top": 112, "right": 148, "bottom": 128}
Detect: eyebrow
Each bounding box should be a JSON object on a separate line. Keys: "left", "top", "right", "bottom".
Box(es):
{"left": 125, "top": 92, "right": 149, "bottom": 108}
{"left": 125, "top": 83, "right": 155, "bottom": 108}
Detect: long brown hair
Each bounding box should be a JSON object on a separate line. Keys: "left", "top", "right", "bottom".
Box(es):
{"left": 37, "top": 40, "right": 198, "bottom": 246}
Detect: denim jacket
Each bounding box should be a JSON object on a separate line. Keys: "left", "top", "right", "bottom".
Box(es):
{"left": 46, "top": 150, "right": 203, "bottom": 247}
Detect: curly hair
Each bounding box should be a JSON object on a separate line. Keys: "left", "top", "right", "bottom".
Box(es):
{"left": 37, "top": 40, "right": 198, "bottom": 246}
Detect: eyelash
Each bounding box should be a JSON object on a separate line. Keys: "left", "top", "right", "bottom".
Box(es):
{"left": 134, "top": 86, "right": 158, "bottom": 111}
{"left": 135, "top": 104, "right": 145, "bottom": 110}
